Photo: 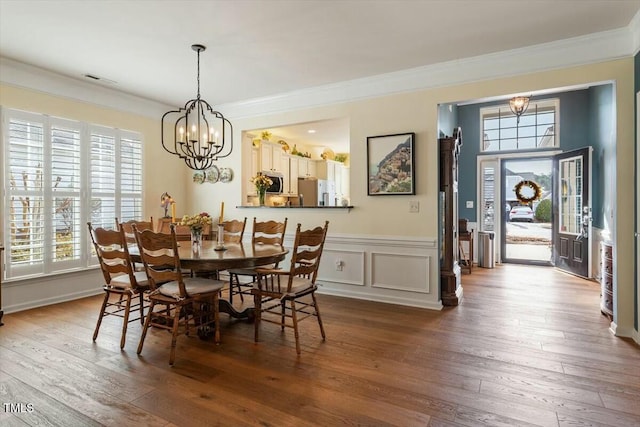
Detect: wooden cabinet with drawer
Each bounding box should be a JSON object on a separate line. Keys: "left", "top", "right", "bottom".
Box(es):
{"left": 600, "top": 242, "right": 613, "bottom": 318}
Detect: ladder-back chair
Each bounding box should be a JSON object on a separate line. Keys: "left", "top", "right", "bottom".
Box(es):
{"left": 88, "top": 222, "right": 150, "bottom": 349}
{"left": 133, "top": 224, "right": 225, "bottom": 365}
{"left": 228, "top": 218, "right": 287, "bottom": 303}
{"left": 253, "top": 221, "right": 329, "bottom": 354}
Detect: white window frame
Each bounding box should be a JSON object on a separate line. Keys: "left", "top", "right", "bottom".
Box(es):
{"left": 2, "top": 108, "right": 144, "bottom": 280}
{"left": 480, "top": 98, "right": 560, "bottom": 153}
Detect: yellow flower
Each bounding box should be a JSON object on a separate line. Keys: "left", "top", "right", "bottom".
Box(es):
{"left": 250, "top": 172, "right": 273, "bottom": 191}
{"left": 179, "top": 212, "right": 212, "bottom": 230}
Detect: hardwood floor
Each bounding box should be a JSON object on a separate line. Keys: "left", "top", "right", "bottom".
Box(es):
{"left": 1, "top": 264, "right": 639, "bottom": 426}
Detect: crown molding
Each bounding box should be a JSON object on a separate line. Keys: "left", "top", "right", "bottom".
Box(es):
{"left": 220, "top": 25, "right": 636, "bottom": 119}
{"left": 631, "top": 8, "right": 640, "bottom": 55}
{"left": 0, "top": 57, "right": 171, "bottom": 119}
{"left": 1, "top": 21, "right": 637, "bottom": 120}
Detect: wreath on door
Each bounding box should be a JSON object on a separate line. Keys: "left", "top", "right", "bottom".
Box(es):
{"left": 514, "top": 180, "right": 542, "bottom": 204}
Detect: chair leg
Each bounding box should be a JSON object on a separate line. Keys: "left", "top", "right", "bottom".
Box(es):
{"left": 290, "top": 300, "right": 301, "bottom": 355}
{"left": 120, "top": 293, "right": 132, "bottom": 350}
{"left": 280, "top": 300, "right": 286, "bottom": 331}
{"left": 213, "top": 293, "right": 220, "bottom": 344}
{"left": 312, "top": 292, "right": 326, "bottom": 340}
{"left": 228, "top": 273, "right": 235, "bottom": 304}
{"left": 138, "top": 292, "right": 145, "bottom": 324}
{"left": 253, "top": 293, "right": 261, "bottom": 343}
{"left": 137, "top": 299, "right": 155, "bottom": 355}
{"left": 169, "top": 303, "right": 181, "bottom": 366}
{"left": 93, "top": 291, "right": 110, "bottom": 342}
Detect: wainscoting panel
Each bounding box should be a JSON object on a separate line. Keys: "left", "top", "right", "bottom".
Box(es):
{"left": 318, "top": 249, "right": 365, "bottom": 286}
{"left": 371, "top": 252, "right": 430, "bottom": 293}
{"left": 316, "top": 234, "right": 442, "bottom": 310}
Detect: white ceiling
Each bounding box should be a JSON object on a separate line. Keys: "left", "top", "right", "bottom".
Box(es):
{"left": 1, "top": 0, "right": 639, "bottom": 152}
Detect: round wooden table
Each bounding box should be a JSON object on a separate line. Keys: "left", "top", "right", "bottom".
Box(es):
{"left": 131, "top": 241, "right": 288, "bottom": 320}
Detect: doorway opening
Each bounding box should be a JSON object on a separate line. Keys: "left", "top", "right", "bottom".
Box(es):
{"left": 502, "top": 157, "right": 553, "bottom": 265}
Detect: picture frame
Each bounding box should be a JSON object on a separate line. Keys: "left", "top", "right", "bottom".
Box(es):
{"left": 367, "top": 132, "right": 416, "bottom": 195}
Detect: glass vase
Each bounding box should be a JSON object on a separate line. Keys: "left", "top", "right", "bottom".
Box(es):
{"left": 191, "top": 228, "right": 203, "bottom": 248}
{"left": 258, "top": 189, "right": 266, "bottom": 206}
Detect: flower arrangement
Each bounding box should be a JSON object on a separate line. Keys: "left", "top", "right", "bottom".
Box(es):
{"left": 179, "top": 212, "right": 212, "bottom": 232}
{"left": 160, "top": 192, "right": 173, "bottom": 218}
{"left": 250, "top": 172, "right": 273, "bottom": 192}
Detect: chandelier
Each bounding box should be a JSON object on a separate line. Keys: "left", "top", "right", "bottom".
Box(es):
{"left": 509, "top": 96, "right": 530, "bottom": 124}
{"left": 161, "top": 44, "right": 233, "bottom": 170}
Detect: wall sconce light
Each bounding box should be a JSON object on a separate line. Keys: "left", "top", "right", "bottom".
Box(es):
{"left": 509, "top": 96, "right": 530, "bottom": 123}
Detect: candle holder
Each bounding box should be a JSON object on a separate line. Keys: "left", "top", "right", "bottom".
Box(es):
{"left": 214, "top": 223, "right": 226, "bottom": 251}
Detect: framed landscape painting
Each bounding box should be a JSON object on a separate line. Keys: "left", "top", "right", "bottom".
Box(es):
{"left": 367, "top": 132, "right": 415, "bottom": 195}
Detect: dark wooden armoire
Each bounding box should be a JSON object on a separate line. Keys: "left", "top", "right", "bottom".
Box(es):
{"left": 439, "top": 127, "right": 462, "bottom": 306}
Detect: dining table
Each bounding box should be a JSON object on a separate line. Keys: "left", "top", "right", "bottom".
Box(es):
{"left": 129, "top": 240, "right": 288, "bottom": 321}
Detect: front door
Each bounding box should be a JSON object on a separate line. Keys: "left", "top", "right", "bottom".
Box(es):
{"left": 552, "top": 147, "right": 592, "bottom": 278}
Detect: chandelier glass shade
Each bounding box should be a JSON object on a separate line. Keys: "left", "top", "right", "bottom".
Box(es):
{"left": 161, "top": 44, "right": 233, "bottom": 170}
{"left": 509, "top": 96, "right": 530, "bottom": 124}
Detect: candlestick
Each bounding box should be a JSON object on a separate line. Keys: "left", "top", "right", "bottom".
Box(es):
{"left": 171, "top": 202, "right": 176, "bottom": 223}
{"left": 214, "top": 223, "right": 226, "bottom": 251}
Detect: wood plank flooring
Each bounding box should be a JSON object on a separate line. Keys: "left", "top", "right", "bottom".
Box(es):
{"left": 1, "top": 264, "right": 639, "bottom": 426}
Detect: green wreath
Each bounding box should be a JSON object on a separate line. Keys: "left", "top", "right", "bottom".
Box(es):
{"left": 514, "top": 180, "right": 542, "bottom": 204}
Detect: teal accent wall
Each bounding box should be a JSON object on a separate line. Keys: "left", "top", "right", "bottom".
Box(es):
{"left": 635, "top": 51, "right": 639, "bottom": 331}
{"left": 457, "top": 86, "right": 613, "bottom": 229}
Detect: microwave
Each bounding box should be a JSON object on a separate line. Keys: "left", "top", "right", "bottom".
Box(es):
{"left": 262, "top": 171, "right": 284, "bottom": 194}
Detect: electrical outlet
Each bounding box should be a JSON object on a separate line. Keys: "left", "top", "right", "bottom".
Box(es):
{"left": 466, "top": 201, "right": 474, "bottom": 208}
{"left": 409, "top": 201, "right": 419, "bottom": 213}
{"left": 335, "top": 260, "right": 344, "bottom": 271}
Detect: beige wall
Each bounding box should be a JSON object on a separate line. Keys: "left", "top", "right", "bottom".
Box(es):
{"left": 0, "top": 57, "right": 636, "bottom": 335}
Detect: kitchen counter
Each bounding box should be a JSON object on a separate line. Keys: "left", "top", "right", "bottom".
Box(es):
{"left": 237, "top": 205, "right": 353, "bottom": 210}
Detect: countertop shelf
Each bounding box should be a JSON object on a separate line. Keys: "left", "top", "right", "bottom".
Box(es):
{"left": 237, "top": 205, "right": 353, "bottom": 210}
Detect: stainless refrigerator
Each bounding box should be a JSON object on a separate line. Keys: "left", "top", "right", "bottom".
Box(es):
{"left": 298, "top": 177, "right": 336, "bottom": 206}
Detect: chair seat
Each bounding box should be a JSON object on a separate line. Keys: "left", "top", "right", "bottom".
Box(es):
{"left": 158, "top": 277, "right": 225, "bottom": 298}
{"left": 253, "top": 275, "right": 315, "bottom": 297}
{"left": 110, "top": 271, "right": 149, "bottom": 288}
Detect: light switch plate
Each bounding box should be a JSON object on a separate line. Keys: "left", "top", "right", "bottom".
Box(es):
{"left": 466, "top": 201, "right": 474, "bottom": 208}
{"left": 409, "top": 201, "right": 419, "bottom": 213}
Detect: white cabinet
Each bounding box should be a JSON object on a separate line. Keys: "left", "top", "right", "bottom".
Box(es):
{"left": 247, "top": 147, "right": 260, "bottom": 195}
{"left": 298, "top": 158, "right": 317, "bottom": 178}
{"left": 316, "top": 160, "right": 348, "bottom": 198}
{"left": 287, "top": 155, "right": 299, "bottom": 195}
{"left": 260, "top": 141, "right": 282, "bottom": 173}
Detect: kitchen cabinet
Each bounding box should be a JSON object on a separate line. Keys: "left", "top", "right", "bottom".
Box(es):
{"left": 317, "top": 160, "right": 348, "bottom": 199}
{"left": 287, "top": 155, "right": 299, "bottom": 195}
{"left": 297, "top": 158, "right": 317, "bottom": 178}
{"left": 247, "top": 147, "right": 260, "bottom": 195}
{"left": 260, "top": 141, "right": 283, "bottom": 173}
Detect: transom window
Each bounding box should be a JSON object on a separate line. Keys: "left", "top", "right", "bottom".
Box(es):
{"left": 2, "top": 108, "right": 143, "bottom": 280}
{"left": 481, "top": 98, "right": 559, "bottom": 152}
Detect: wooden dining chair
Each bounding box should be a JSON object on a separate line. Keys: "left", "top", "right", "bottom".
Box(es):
{"left": 117, "top": 218, "right": 154, "bottom": 270}
{"left": 221, "top": 218, "right": 247, "bottom": 243}
{"left": 227, "top": 218, "right": 288, "bottom": 303}
{"left": 117, "top": 217, "right": 154, "bottom": 244}
{"left": 133, "top": 224, "right": 225, "bottom": 366}
{"left": 88, "top": 222, "right": 150, "bottom": 350}
{"left": 253, "top": 221, "right": 329, "bottom": 354}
